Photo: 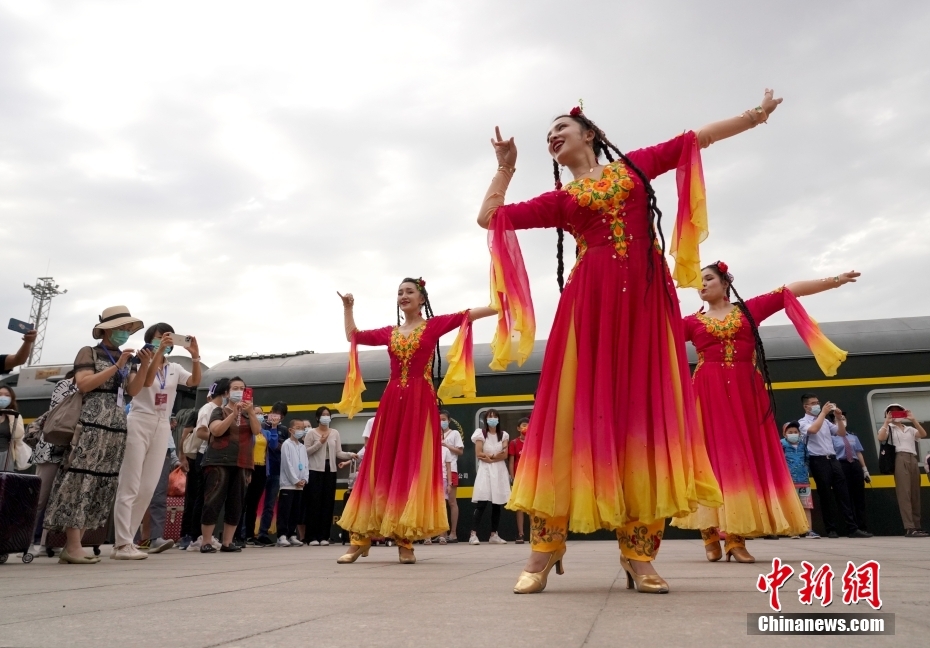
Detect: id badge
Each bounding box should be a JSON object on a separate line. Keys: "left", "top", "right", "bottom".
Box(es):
{"left": 117, "top": 386, "right": 125, "bottom": 408}
{"left": 797, "top": 486, "right": 810, "bottom": 497}
{"left": 155, "top": 393, "right": 168, "bottom": 411}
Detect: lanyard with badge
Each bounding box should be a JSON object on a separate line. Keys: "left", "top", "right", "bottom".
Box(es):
{"left": 100, "top": 344, "right": 130, "bottom": 408}
{"left": 154, "top": 362, "right": 169, "bottom": 412}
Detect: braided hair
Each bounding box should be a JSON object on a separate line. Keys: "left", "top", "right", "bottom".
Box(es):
{"left": 551, "top": 111, "right": 666, "bottom": 291}
{"left": 705, "top": 262, "right": 776, "bottom": 421}
{"left": 397, "top": 277, "right": 442, "bottom": 389}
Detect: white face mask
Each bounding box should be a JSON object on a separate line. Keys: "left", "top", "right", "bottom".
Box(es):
{"left": 440, "top": 420, "right": 449, "bottom": 430}
{"left": 295, "top": 429, "right": 307, "bottom": 440}
{"left": 0, "top": 395, "right": 11, "bottom": 409}
{"left": 319, "top": 416, "right": 332, "bottom": 426}
{"left": 786, "top": 433, "right": 800, "bottom": 443}
{"left": 229, "top": 390, "right": 244, "bottom": 403}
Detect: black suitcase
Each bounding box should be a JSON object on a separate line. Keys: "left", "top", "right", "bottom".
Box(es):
{"left": 0, "top": 473, "right": 41, "bottom": 564}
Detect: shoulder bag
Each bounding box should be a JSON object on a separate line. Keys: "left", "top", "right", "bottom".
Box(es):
{"left": 878, "top": 425, "right": 896, "bottom": 475}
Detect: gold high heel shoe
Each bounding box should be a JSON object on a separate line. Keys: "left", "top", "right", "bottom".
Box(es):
{"left": 513, "top": 547, "right": 566, "bottom": 594}
{"left": 705, "top": 540, "right": 723, "bottom": 562}
{"left": 725, "top": 546, "right": 755, "bottom": 563}
{"left": 398, "top": 547, "right": 416, "bottom": 564}
{"left": 336, "top": 545, "right": 370, "bottom": 564}
{"left": 619, "top": 555, "right": 669, "bottom": 594}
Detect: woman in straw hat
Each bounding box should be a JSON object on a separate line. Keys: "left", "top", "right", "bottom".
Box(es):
{"left": 44, "top": 306, "right": 155, "bottom": 564}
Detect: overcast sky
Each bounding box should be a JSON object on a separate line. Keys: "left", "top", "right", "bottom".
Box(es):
{"left": 2, "top": 0, "right": 928, "bottom": 369}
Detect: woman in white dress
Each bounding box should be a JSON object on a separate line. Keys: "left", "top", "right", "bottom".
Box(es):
{"left": 469, "top": 409, "right": 511, "bottom": 545}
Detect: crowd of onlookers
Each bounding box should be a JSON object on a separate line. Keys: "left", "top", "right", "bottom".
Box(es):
{"left": 2, "top": 309, "right": 929, "bottom": 566}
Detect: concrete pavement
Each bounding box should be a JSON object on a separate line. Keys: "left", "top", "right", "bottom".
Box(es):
{"left": 0, "top": 537, "right": 926, "bottom": 647}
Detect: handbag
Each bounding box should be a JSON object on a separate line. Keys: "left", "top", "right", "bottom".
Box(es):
{"left": 878, "top": 425, "right": 896, "bottom": 475}
{"left": 168, "top": 466, "right": 187, "bottom": 497}
{"left": 41, "top": 390, "right": 84, "bottom": 446}
{"left": 23, "top": 412, "right": 47, "bottom": 449}
{"left": 9, "top": 414, "right": 32, "bottom": 470}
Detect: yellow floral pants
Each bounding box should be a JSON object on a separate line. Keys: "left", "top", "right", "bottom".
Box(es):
{"left": 530, "top": 516, "right": 665, "bottom": 562}
{"left": 701, "top": 527, "right": 745, "bottom": 554}
{"left": 349, "top": 532, "right": 413, "bottom": 550}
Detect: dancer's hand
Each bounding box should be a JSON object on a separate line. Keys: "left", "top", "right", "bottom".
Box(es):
{"left": 337, "top": 292, "right": 354, "bottom": 309}
{"left": 761, "top": 88, "right": 783, "bottom": 115}
{"left": 491, "top": 126, "right": 517, "bottom": 168}
{"left": 837, "top": 271, "right": 860, "bottom": 286}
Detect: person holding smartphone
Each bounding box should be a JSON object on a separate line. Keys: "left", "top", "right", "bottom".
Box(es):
{"left": 2, "top": 324, "right": 37, "bottom": 374}
{"left": 879, "top": 404, "right": 929, "bottom": 537}
{"left": 201, "top": 377, "right": 262, "bottom": 553}
{"left": 112, "top": 323, "right": 201, "bottom": 560}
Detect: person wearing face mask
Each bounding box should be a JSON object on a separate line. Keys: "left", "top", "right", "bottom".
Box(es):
{"left": 304, "top": 407, "right": 356, "bottom": 546}
{"left": 439, "top": 410, "right": 464, "bottom": 542}
{"left": 44, "top": 306, "right": 151, "bottom": 564}
{"left": 0, "top": 386, "right": 28, "bottom": 473}
{"left": 234, "top": 405, "right": 268, "bottom": 547}
{"left": 201, "top": 377, "right": 263, "bottom": 553}
{"left": 469, "top": 410, "right": 511, "bottom": 545}
{"left": 184, "top": 378, "right": 229, "bottom": 552}
{"left": 334, "top": 280, "right": 496, "bottom": 565}
{"left": 277, "top": 419, "right": 309, "bottom": 547}
{"left": 508, "top": 417, "right": 530, "bottom": 543}
{"left": 780, "top": 421, "right": 819, "bottom": 539}
{"left": 799, "top": 394, "right": 870, "bottom": 539}
{"left": 674, "top": 262, "right": 860, "bottom": 561}
{"left": 254, "top": 401, "right": 288, "bottom": 547}
{"left": 878, "top": 404, "right": 929, "bottom": 537}
{"left": 112, "top": 323, "right": 201, "bottom": 560}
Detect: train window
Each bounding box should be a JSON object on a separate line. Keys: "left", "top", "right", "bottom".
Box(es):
{"left": 474, "top": 406, "right": 535, "bottom": 441}
{"left": 867, "top": 387, "right": 930, "bottom": 471}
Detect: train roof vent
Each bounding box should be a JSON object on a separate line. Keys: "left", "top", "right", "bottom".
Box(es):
{"left": 228, "top": 350, "right": 314, "bottom": 361}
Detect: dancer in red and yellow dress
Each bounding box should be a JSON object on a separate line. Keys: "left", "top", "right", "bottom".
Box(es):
{"left": 478, "top": 90, "right": 783, "bottom": 594}
{"left": 334, "top": 278, "right": 495, "bottom": 564}
{"left": 674, "top": 261, "right": 860, "bottom": 562}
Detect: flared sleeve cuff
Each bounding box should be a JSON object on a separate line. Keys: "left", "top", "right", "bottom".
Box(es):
{"left": 334, "top": 332, "right": 366, "bottom": 418}
{"left": 783, "top": 288, "right": 847, "bottom": 377}
{"left": 437, "top": 315, "right": 476, "bottom": 401}
{"left": 670, "top": 130, "right": 709, "bottom": 290}
{"left": 488, "top": 207, "right": 536, "bottom": 371}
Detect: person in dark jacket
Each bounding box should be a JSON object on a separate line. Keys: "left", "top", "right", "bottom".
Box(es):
{"left": 255, "top": 401, "right": 289, "bottom": 546}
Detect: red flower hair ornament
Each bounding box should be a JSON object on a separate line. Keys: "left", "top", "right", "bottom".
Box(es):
{"left": 416, "top": 277, "right": 426, "bottom": 292}
{"left": 569, "top": 98, "right": 585, "bottom": 117}
{"left": 714, "top": 260, "right": 734, "bottom": 283}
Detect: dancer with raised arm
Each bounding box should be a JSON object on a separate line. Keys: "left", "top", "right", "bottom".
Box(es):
{"left": 334, "top": 278, "right": 495, "bottom": 565}
{"left": 674, "top": 262, "right": 860, "bottom": 562}
{"left": 478, "top": 90, "right": 783, "bottom": 594}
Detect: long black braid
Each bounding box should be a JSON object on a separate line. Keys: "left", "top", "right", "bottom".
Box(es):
{"left": 397, "top": 277, "right": 442, "bottom": 389}
{"left": 707, "top": 262, "right": 777, "bottom": 421}
{"left": 551, "top": 112, "right": 666, "bottom": 291}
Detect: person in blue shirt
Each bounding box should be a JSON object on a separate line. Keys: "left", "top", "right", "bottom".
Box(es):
{"left": 832, "top": 429, "right": 870, "bottom": 533}
{"left": 780, "top": 421, "right": 819, "bottom": 539}
{"left": 254, "top": 401, "right": 289, "bottom": 547}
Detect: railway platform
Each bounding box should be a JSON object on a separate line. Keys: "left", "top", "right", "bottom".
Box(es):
{"left": 0, "top": 537, "right": 926, "bottom": 647}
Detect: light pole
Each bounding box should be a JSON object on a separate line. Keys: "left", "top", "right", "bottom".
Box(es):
{"left": 23, "top": 277, "right": 67, "bottom": 365}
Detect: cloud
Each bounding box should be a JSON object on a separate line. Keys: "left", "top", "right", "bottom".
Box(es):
{"left": 1, "top": 0, "right": 928, "bottom": 368}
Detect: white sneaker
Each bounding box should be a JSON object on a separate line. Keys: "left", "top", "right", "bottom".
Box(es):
{"left": 320, "top": 540, "right": 329, "bottom": 546}
{"left": 289, "top": 536, "right": 303, "bottom": 547}
{"left": 308, "top": 540, "right": 320, "bottom": 546}
{"left": 186, "top": 536, "right": 203, "bottom": 551}
{"left": 112, "top": 544, "right": 148, "bottom": 560}
{"left": 468, "top": 534, "right": 480, "bottom": 545}
{"left": 489, "top": 533, "right": 507, "bottom": 545}
{"left": 148, "top": 538, "right": 175, "bottom": 554}
{"left": 211, "top": 536, "right": 222, "bottom": 550}
{"left": 276, "top": 536, "right": 291, "bottom": 547}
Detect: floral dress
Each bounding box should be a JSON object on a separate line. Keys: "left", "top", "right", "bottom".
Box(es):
{"left": 44, "top": 346, "right": 133, "bottom": 531}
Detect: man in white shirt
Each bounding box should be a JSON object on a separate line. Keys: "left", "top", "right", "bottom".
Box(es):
{"left": 439, "top": 410, "right": 464, "bottom": 542}
{"left": 112, "top": 324, "right": 201, "bottom": 559}
{"left": 798, "top": 393, "right": 871, "bottom": 539}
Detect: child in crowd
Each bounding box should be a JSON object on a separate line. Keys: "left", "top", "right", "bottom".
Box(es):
{"left": 277, "top": 420, "right": 308, "bottom": 547}
{"left": 780, "top": 420, "right": 820, "bottom": 539}
{"left": 508, "top": 417, "right": 529, "bottom": 543}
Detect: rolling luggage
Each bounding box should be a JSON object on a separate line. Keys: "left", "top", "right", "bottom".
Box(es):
{"left": 165, "top": 496, "right": 184, "bottom": 541}
{"left": 0, "top": 472, "right": 41, "bottom": 564}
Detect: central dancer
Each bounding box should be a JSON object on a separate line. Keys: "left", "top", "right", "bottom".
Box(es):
{"left": 478, "top": 90, "right": 783, "bottom": 594}
{"left": 335, "top": 278, "right": 495, "bottom": 564}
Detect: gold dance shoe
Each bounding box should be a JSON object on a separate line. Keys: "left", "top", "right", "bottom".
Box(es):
{"left": 705, "top": 541, "right": 723, "bottom": 562}
{"left": 58, "top": 548, "right": 100, "bottom": 565}
{"left": 619, "top": 555, "right": 669, "bottom": 594}
{"left": 726, "top": 546, "right": 755, "bottom": 563}
{"left": 336, "top": 546, "right": 370, "bottom": 564}
{"left": 513, "top": 547, "right": 566, "bottom": 594}
{"left": 398, "top": 547, "right": 416, "bottom": 564}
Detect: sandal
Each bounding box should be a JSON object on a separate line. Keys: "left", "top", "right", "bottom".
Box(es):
{"left": 438, "top": 536, "right": 447, "bottom": 545}
{"left": 516, "top": 535, "right": 525, "bottom": 544}
{"left": 423, "top": 538, "right": 432, "bottom": 545}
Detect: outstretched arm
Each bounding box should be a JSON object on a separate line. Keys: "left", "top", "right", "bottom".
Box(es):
{"left": 338, "top": 292, "right": 358, "bottom": 341}
{"left": 477, "top": 126, "right": 517, "bottom": 229}
{"left": 695, "top": 89, "right": 783, "bottom": 148}
{"left": 468, "top": 307, "right": 497, "bottom": 322}
{"left": 787, "top": 271, "right": 860, "bottom": 298}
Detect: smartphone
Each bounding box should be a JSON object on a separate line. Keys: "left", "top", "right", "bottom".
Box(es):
{"left": 242, "top": 387, "right": 254, "bottom": 403}
{"left": 8, "top": 318, "right": 35, "bottom": 333}
{"left": 890, "top": 410, "right": 909, "bottom": 419}
{"left": 167, "top": 334, "right": 193, "bottom": 348}
{"left": 141, "top": 343, "right": 155, "bottom": 352}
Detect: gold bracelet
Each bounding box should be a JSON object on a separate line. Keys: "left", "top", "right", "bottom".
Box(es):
{"left": 497, "top": 165, "right": 515, "bottom": 174}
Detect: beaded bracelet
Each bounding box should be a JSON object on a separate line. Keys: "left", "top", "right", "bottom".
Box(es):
{"left": 497, "top": 165, "right": 516, "bottom": 174}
